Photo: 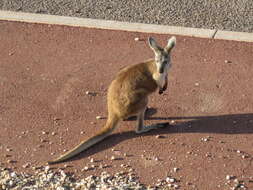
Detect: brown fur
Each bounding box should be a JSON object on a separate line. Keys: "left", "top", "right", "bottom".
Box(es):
{"left": 47, "top": 37, "right": 176, "bottom": 164}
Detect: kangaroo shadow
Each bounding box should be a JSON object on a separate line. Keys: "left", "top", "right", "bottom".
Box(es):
{"left": 68, "top": 112, "right": 253, "bottom": 163}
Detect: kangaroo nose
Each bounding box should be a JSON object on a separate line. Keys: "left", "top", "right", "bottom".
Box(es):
{"left": 159, "top": 67, "right": 164, "bottom": 73}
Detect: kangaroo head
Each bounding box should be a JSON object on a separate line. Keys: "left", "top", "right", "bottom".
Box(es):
{"left": 148, "top": 36, "right": 176, "bottom": 74}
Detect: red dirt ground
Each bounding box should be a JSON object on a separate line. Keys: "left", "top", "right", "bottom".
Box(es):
{"left": 0, "top": 20, "right": 253, "bottom": 189}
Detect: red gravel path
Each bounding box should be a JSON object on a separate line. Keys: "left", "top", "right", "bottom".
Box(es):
{"left": 0, "top": 20, "right": 253, "bottom": 189}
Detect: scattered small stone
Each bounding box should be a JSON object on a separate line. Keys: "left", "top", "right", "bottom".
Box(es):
{"left": 22, "top": 163, "right": 30, "bottom": 168}
{"left": 64, "top": 164, "right": 70, "bottom": 168}
{"left": 155, "top": 135, "right": 165, "bottom": 139}
{"left": 216, "top": 84, "right": 221, "bottom": 88}
{"left": 82, "top": 166, "right": 89, "bottom": 171}
{"left": 0, "top": 162, "right": 184, "bottom": 189}
{"left": 225, "top": 60, "right": 232, "bottom": 64}
{"left": 40, "top": 139, "right": 47, "bottom": 143}
{"left": 6, "top": 148, "right": 12, "bottom": 152}
{"left": 242, "top": 155, "right": 248, "bottom": 159}
{"left": 134, "top": 37, "right": 140, "bottom": 41}
{"left": 174, "top": 184, "right": 179, "bottom": 189}
{"left": 168, "top": 183, "right": 173, "bottom": 187}
{"left": 120, "top": 164, "right": 126, "bottom": 168}
{"left": 53, "top": 117, "right": 60, "bottom": 121}
{"left": 226, "top": 175, "right": 234, "bottom": 180}
{"left": 86, "top": 91, "right": 95, "bottom": 95}
{"left": 8, "top": 51, "right": 15, "bottom": 56}
{"left": 7, "top": 160, "right": 15, "bottom": 164}
{"left": 51, "top": 132, "right": 56, "bottom": 136}
{"left": 201, "top": 137, "right": 209, "bottom": 142}
{"left": 170, "top": 120, "right": 175, "bottom": 124}
{"left": 90, "top": 158, "right": 94, "bottom": 163}
{"left": 42, "top": 131, "right": 48, "bottom": 135}
{"left": 236, "top": 150, "right": 241, "bottom": 154}
{"left": 173, "top": 168, "right": 179, "bottom": 172}
{"left": 128, "top": 168, "right": 134, "bottom": 172}
{"left": 194, "top": 82, "right": 199, "bottom": 86}
{"left": 32, "top": 166, "right": 41, "bottom": 170}
{"left": 10, "top": 172, "right": 17, "bottom": 178}
{"left": 80, "top": 131, "right": 85, "bottom": 134}
{"left": 166, "top": 177, "right": 176, "bottom": 183}
{"left": 96, "top": 116, "right": 102, "bottom": 120}
{"left": 111, "top": 156, "right": 116, "bottom": 160}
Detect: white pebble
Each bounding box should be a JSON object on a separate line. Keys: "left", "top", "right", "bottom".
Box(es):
{"left": 45, "top": 166, "right": 50, "bottom": 171}
{"left": 134, "top": 37, "right": 140, "bottom": 41}
{"left": 226, "top": 175, "right": 233, "bottom": 180}
{"left": 8, "top": 180, "right": 14, "bottom": 187}
{"left": 242, "top": 155, "right": 248, "bottom": 159}
{"left": 166, "top": 177, "right": 175, "bottom": 183}
{"left": 170, "top": 120, "right": 175, "bottom": 124}
{"left": 174, "top": 184, "right": 179, "bottom": 189}
{"left": 42, "top": 131, "right": 48, "bottom": 135}
{"left": 156, "top": 135, "right": 163, "bottom": 139}
{"left": 6, "top": 148, "right": 12, "bottom": 152}
{"left": 10, "top": 172, "right": 17, "bottom": 178}
{"left": 96, "top": 116, "right": 102, "bottom": 120}
{"left": 225, "top": 60, "right": 232, "bottom": 64}
{"left": 22, "top": 163, "right": 30, "bottom": 168}
{"left": 83, "top": 166, "right": 89, "bottom": 171}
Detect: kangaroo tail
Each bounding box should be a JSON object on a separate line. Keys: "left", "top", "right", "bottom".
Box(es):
{"left": 47, "top": 114, "right": 120, "bottom": 164}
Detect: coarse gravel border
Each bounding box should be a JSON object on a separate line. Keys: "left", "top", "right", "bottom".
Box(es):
{"left": 0, "top": 10, "right": 253, "bottom": 42}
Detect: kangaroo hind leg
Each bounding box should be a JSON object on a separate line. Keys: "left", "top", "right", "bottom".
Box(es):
{"left": 135, "top": 108, "right": 168, "bottom": 134}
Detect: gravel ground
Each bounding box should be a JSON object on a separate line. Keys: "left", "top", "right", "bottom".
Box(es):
{"left": 0, "top": 166, "right": 179, "bottom": 190}
{"left": 1, "top": 0, "right": 253, "bottom": 33}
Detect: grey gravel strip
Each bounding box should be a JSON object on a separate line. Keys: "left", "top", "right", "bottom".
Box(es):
{"left": 1, "top": 0, "right": 253, "bottom": 33}
{"left": 0, "top": 10, "right": 252, "bottom": 42}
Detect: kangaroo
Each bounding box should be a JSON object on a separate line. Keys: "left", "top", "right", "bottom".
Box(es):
{"left": 48, "top": 36, "right": 176, "bottom": 164}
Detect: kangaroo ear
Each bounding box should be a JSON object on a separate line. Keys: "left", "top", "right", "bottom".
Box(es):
{"left": 148, "top": 37, "right": 161, "bottom": 54}
{"left": 165, "top": 36, "right": 176, "bottom": 52}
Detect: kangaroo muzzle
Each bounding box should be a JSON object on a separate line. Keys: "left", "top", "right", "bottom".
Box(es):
{"left": 159, "top": 62, "right": 167, "bottom": 73}
{"left": 159, "top": 67, "right": 164, "bottom": 73}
